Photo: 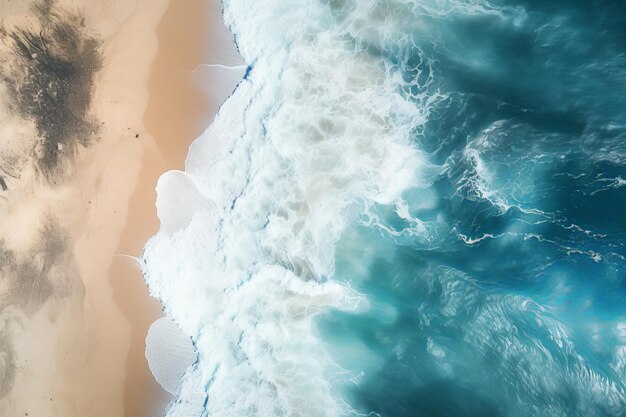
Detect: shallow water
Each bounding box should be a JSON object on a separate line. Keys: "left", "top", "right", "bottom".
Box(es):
{"left": 144, "top": 1, "right": 626, "bottom": 416}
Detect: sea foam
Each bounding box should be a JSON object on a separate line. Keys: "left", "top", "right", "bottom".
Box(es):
{"left": 145, "top": 317, "right": 197, "bottom": 395}
{"left": 142, "top": 1, "right": 436, "bottom": 416}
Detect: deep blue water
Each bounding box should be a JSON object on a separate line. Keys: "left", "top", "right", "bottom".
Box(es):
{"left": 321, "top": 1, "right": 626, "bottom": 416}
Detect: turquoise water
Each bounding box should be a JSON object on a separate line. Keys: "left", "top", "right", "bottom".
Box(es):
{"left": 321, "top": 1, "right": 626, "bottom": 416}
{"left": 145, "top": 1, "right": 626, "bottom": 416}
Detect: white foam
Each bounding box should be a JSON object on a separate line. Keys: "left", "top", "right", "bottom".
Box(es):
{"left": 145, "top": 317, "right": 197, "bottom": 395}
{"left": 155, "top": 170, "right": 212, "bottom": 235}
{"left": 142, "top": 1, "right": 444, "bottom": 416}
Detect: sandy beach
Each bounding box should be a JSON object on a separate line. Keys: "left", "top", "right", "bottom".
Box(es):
{"left": 0, "top": 0, "right": 216, "bottom": 415}
{"left": 111, "top": 1, "right": 218, "bottom": 416}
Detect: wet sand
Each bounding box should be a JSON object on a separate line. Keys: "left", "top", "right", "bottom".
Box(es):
{"left": 109, "top": 0, "right": 216, "bottom": 416}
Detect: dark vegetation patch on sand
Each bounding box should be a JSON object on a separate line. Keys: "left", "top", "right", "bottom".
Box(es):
{"left": 0, "top": 338, "right": 15, "bottom": 399}
{"left": 0, "top": 0, "right": 99, "bottom": 401}
{"left": 0, "top": 0, "right": 102, "bottom": 178}
{"left": 0, "top": 222, "right": 84, "bottom": 399}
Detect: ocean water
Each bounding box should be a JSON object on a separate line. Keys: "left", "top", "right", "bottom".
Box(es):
{"left": 142, "top": 1, "right": 626, "bottom": 416}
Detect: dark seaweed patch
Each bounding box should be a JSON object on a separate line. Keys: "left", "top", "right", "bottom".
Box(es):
{"left": 0, "top": 0, "right": 102, "bottom": 176}
{"left": 0, "top": 337, "right": 15, "bottom": 399}
{"left": 0, "top": 223, "right": 85, "bottom": 398}
{"left": 0, "top": 222, "right": 83, "bottom": 314}
{"left": 0, "top": 223, "right": 84, "bottom": 399}
{"left": 0, "top": 236, "right": 53, "bottom": 313}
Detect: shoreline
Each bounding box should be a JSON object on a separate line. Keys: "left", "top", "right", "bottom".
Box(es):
{"left": 111, "top": 0, "right": 218, "bottom": 416}
{"left": 0, "top": 0, "right": 228, "bottom": 415}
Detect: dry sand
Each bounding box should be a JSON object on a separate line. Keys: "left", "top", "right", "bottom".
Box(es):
{"left": 0, "top": 0, "right": 162, "bottom": 416}
{"left": 58, "top": 1, "right": 170, "bottom": 416}
{"left": 0, "top": 0, "right": 223, "bottom": 415}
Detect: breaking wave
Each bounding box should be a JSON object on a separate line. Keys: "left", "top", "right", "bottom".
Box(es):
{"left": 143, "top": 1, "right": 626, "bottom": 416}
